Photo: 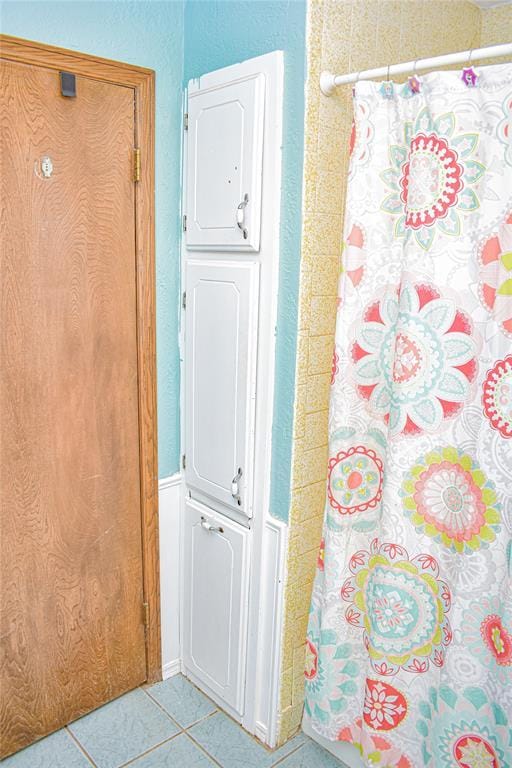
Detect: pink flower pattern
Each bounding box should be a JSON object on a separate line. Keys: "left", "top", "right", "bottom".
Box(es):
{"left": 305, "top": 71, "right": 511, "bottom": 765}
{"left": 363, "top": 679, "right": 408, "bottom": 731}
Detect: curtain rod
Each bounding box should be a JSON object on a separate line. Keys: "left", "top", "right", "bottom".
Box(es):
{"left": 320, "top": 42, "right": 512, "bottom": 95}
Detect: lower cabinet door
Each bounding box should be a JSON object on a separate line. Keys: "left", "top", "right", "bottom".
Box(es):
{"left": 182, "top": 498, "right": 250, "bottom": 716}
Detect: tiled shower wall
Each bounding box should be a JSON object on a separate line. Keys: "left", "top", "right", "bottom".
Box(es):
{"left": 277, "top": 0, "right": 512, "bottom": 745}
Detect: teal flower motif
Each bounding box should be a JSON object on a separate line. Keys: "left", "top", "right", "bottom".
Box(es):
{"left": 304, "top": 613, "right": 360, "bottom": 724}
{"left": 498, "top": 92, "right": 512, "bottom": 166}
{"left": 381, "top": 107, "right": 485, "bottom": 250}
{"left": 416, "top": 685, "right": 512, "bottom": 768}
{"left": 351, "top": 281, "right": 478, "bottom": 436}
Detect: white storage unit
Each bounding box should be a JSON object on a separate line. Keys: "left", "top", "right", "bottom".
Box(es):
{"left": 184, "top": 260, "right": 259, "bottom": 518}
{"left": 185, "top": 74, "right": 265, "bottom": 252}
{"left": 181, "top": 52, "right": 285, "bottom": 737}
{"left": 182, "top": 498, "right": 250, "bottom": 714}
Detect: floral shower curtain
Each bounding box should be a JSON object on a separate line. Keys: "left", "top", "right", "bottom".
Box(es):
{"left": 305, "top": 64, "right": 512, "bottom": 768}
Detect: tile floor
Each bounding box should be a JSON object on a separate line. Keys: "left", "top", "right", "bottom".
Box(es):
{"left": 2, "top": 675, "right": 348, "bottom": 768}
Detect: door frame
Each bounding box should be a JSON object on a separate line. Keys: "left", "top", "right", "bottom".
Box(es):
{"left": 0, "top": 35, "right": 161, "bottom": 683}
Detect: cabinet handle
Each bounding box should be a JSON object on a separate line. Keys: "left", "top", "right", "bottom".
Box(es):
{"left": 231, "top": 467, "right": 243, "bottom": 506}
{"left": 200, "top": 516, "right": 224, "bottom": 534}
{"left": 236, "top": 193, "right": 249, "bottom": 240}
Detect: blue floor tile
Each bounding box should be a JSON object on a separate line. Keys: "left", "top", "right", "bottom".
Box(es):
{"left": 146, "top": 675, "right": 216, "bottom": 728}
{"left": 1, "top": 729, "right": 92, "bottom": 768}
{"left": 128, "top": 733, "right": 216, "bottom": 767}
{"left": 268, "top": 733, "right": 307, "bottom": 764}
{"left": 68, "top": 688, "right": 179, "bottom": 768}
{"left": 188, "top": 711, "right": 307, "bottom": 768}
{"left": 275, "top": 739, "right": 348, "bottom": 768}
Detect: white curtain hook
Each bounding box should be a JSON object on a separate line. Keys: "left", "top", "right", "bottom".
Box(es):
{"left": 352, "top": 70, "right": 361, "bottom": 97}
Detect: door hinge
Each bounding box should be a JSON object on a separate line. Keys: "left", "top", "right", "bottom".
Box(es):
{"left": 133, "top": 148, "right": 141, "bottom": 182}
{"left": 184, "top": 112, "right": 189, "bottom": 130}
{"left": 182, "top": 291, "right": 186, "bottom": 309}
{"left": 142, "top": 601, "right": 149, "bottom": 628}
{"left": 182, "top": 214, "right": 187, "bottom": 232}
{"left": 182, "top": 454, "right": 186, "bottom": 470}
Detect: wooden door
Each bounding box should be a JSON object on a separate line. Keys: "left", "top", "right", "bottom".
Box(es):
{"left": 185, "top": 260, "right": 259, "bottom": 518}
{"left": 0, "top": 49, "right": 156, "bottom": 758}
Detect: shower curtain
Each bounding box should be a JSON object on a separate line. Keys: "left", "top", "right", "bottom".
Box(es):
{"left": 305, "top": 64, "right": 512, "bottom": 768}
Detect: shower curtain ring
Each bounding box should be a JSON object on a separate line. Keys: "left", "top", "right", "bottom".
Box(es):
{"left": 380, "top": 64, "right": 394, "bottom": 98}
{"left": 462, "top": 47, "right": 478, "bottom": 87}
{"left": 409, "top": 58, "right": 421, "bottom": 94}
{"left": 352, "top": 70, "right": 361, "bottom": 97}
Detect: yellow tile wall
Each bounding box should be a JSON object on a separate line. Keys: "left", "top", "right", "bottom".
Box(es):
{"left": 480, "top": 4, "right": 512, "bottom": 46}
{"left": 277, "top": 0, "right": 512, "bottom": 745}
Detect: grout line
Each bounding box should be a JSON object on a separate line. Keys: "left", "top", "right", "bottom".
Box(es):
{"left": 138, "top": 686, "right": 182, "bottom": 731}
{"left": 271, "top": 740, "right": 307, "bottom": 767}
{"left": 116, "top": 731, "right": 183, "bottom": 768}
{"left": 65, "top": 727, "right": 98, "bottom": 768}
{"left": 184, "top": 731, "right": 224, "bottom": 768}
{"left": 184, "top": 709, "right": 219, "bottom": 732}
{"left": 188, "top": 704, "right": 272, "bottom": 753}
{"left": 179, "top": 709, "right": 219, "bottom": 730}
{"left": 180, "top": 673, "right": 309, "bottom": 761}
{"left": 184, "top": 704, "right": 300, "bottom": 763}
{"left": 142, "top": 683, "right": 218, "bottom": 731}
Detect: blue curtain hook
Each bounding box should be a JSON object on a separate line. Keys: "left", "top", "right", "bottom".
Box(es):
{"left": 380, "top": 64, "right": 394, "bottom": 99}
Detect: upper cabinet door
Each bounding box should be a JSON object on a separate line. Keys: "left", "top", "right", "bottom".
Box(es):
{"left": 185, "top": 260, "right": 259, "bottom": 517}
{"left": 186, "top": 74, "right": 265, "bottom": 252}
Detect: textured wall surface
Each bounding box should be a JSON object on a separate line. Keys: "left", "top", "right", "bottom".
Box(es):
{"left": 1, "top": 0, "right": 184, "bottom": 479}
{"left": 276, "top": 0, "right": 496, "bottom": 744}
{"left": 480, "top": 3, "right": 512, "bottom": 43}
{"left": 184, "top": 0, "right": 307, "bottom": 523}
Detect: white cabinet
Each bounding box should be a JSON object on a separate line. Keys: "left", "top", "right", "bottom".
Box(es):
{"left": 182, "top": 499, "right": 250, "bottom": 716}
{"left": 185, "top": 74, "right": 265, "bottom": 252}
{"left": 184, "top": 260, "right": 258, "bottom": 518}
{"left": 180, "top": 51, "right": 284, "bottom": 742}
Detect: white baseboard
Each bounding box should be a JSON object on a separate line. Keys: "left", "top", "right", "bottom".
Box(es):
{"left": 159, "top": 474, "right": 182, "bottom": 491}
{"left": 254, "top": 721, "right": 268, "bottom": 744}
{"left": 159, "top": 473, "right": 182, "bottom": 679}
{"left": 162, "top": 658, "right": 182, "bottom": 680}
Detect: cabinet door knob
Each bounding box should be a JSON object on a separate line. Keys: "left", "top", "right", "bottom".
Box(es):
{"left": 200, "top": 516, "right": 224, "bottom": 534}
{"left": 236, "top": 193, "right": 249, "bottom": 239}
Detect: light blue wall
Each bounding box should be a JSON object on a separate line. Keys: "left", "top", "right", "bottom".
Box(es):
{"left": 184, "top": 0, "right": 307, "bottom": 522}
{"left": 1, "top": 0, "right": 184, "bottom": 479}
{"left": 1, "top": 0, "right": 306, "bottom": 519}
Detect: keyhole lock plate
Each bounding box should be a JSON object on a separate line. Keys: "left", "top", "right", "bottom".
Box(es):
{"left": 41, "top": 156, "right": 53, "bottom": 178}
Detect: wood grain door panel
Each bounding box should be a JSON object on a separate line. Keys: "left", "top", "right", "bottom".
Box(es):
{"left": 1, "top": 58, "right": 147, "bottom": 756}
